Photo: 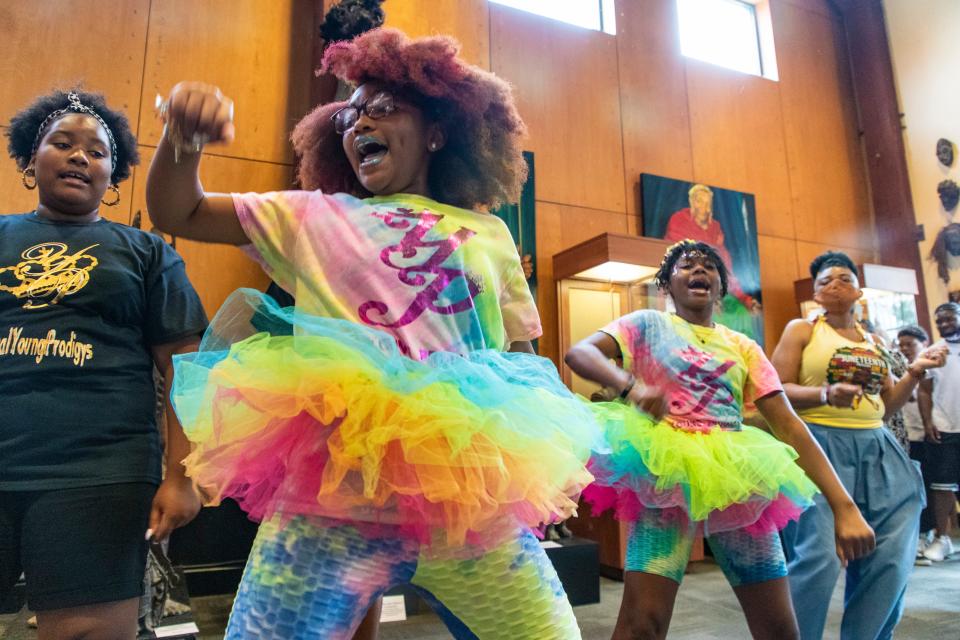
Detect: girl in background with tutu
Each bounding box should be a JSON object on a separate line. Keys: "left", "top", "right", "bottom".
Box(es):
{"left": 146, "top": 28, "right": 598, "bottom": 640}
{"left": 565, "top": 240, "right": 875, "bottom": 640}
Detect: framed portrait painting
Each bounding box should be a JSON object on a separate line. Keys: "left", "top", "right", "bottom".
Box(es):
{"left": 640, "top": 173, "right": 764, "bottom": 344}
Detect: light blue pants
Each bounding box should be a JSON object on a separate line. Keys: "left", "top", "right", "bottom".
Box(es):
{"left": 783, "top": 424, "right": 924, "bottom": 640}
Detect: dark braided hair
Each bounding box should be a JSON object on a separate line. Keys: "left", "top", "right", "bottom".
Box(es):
{"left": 6, "top": 89, "right": 139, "bottom": 184}
{"left": 654, "top": 240, "right": 729, "bottom": 297}
{"left": 809, "top": 250, "right": 856, "bottom": 280}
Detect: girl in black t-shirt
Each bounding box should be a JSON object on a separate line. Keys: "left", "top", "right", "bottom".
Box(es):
{"left": 0, "top": 89, "right": 207, "bottom": 637}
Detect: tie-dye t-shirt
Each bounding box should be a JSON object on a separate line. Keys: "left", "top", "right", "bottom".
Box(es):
{"left": 233, "top": 191, "right": 540, "bottom": 359}
{"left": 601, "top": 310, "right": 782, "bottom": 431}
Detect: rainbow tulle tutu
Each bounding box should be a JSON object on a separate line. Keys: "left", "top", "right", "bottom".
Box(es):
{"left": 583, "top": 402, "right": 817, "bottom": 534}
{"left": 172, "top": 289, "right": 603, "bottom": 547}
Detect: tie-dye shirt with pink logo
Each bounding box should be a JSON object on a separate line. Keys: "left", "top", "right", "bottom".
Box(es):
{"left": 602, "top": 310, "right": 782, "bottom": 431}
{"left": 233, "top": 191, "right": 540, "bottom": 359}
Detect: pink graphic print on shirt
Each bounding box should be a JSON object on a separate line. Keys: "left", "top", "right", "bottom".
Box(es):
{"left": 359, "top": 208, "right": 480, "bottom": 330}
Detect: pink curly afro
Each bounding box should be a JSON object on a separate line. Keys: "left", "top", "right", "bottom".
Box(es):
{"left": 291, "top": 28, "right": 528, "bottom": 211}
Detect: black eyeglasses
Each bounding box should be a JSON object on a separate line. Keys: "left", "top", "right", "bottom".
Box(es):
{"left": 331, "top": 92, "right": 398, "bottom": 135}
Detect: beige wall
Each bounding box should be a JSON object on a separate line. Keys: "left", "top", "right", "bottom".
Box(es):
{"left": 884, "top": 0, "right": 960, "bottom": 329}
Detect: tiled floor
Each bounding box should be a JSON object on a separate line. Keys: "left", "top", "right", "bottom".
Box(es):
{"left": 3, "top": 546, "right": 958, "bottom": 639}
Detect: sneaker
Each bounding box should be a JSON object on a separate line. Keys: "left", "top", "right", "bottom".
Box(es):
{"left": 917, "top": 535, "right": 929, "bottom": 558}
{"left": 923, "top": 535, "right": 955, "bottom": 562}
{"left": 915, "top": 556, "right": 933, "bottom": 566}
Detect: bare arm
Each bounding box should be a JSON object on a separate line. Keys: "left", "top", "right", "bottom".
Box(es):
{"left": 146, "top": 82, "right": 248, "bottom": 245}
{"left": 565, "top": 332, "right": 666, "bottom": 417}
{"left": 770, "top": 319, "right": 823, "bottom": 409}
{"left": 148, "top": 336, "right": 204, "bottom": 540}
{"left": 756, "top": 392, "right": 875, "bottom": 564}
{"left": 880, "top": 345, "right": 947, "bottom": 418}
{"left": 564, "top": 332, "right": 632, "bottom": 394}
{"left": 918, "top": 376, "right": 940, "bottom": 443}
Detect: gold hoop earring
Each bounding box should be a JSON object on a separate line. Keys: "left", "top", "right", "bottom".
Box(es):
{"left": 21, "top": 167, "right": 37, "bottom": 190}
{"left": 101, "top": 184, "right": 121, "bottom": 207}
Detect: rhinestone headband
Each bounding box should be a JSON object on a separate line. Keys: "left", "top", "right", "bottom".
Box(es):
{"left": 30, "top": 92, "right": 118, "bottom": 173}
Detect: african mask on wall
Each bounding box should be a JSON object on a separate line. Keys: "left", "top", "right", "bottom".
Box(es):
{"left": 937, "top": 138, "right": 955, "bottom": 167}
{"left": 930, "top": 223, "right": 960, "bottom": 283}
{"left": 939, "top": 179, "right": 960, "bottom": 212}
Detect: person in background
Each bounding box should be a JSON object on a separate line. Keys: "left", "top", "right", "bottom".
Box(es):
{"left": 897, "top": 324, "right": 936, "bottom": 564}
{"left": 771, "top": 250, "right": 946, "bottom": 640}
{"left": 918, "top": 302, "right": 960, "bottom": 562}
{"left": 859, "top": 317, "right": 910, "bottom": 453}
{"left": 0, "top": 89, "right": 206, "bottom": 639}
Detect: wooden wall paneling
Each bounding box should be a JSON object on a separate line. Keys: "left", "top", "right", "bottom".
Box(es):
{"left": 535, "top": 202, "right": 629, "bottom": 364}
{"left": 758, "top": 235, "right": 801, "bottom": 348}
{"left": 129, "top": 147, "right": 290, "bottom": 315}
{"left": 617, "top": 0, "right": 694, "bottom": 215}
{"left": 383, "top": 0, "right": 490, "bottom": 69}
{"left": 137, "top": 0, "right": 315, "bottom": 165}
{"left": 774, "top": 1, "right": 873, "bottom": 251}
{"left": 838, "top": 0, "right": 930, "bottom": 330}
{"left": 794, "top": 239, "right": 875, "bottom": 280}
{"left": 0, "top": 0, "right": 150, "bottom": 132}
{"left": 0, "top": 159, "right": 41, "bottom": 216}
{"left": 490, "top": 5, "right": 626, "bottom": 213}
{"left": 685, "top": 62, "right": 796, "bottom": 239}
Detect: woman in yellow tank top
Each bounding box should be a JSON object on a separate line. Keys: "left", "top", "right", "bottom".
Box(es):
{"left": 771, "top": 251, "right": 946, "bottom": 640}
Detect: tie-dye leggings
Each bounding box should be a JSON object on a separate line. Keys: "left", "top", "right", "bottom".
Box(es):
{"left": 225, "top": 514, "right": 582, "bottom": 639}
{"left": 625, "top": 508, "right": 788, "bottom": 586}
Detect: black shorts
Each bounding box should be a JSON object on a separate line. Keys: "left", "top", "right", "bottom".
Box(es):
{"left": 910, "top": 440, "right": 932, "bottom": 485}
{"left": 0, "top": 482, "right": 155, "bottom": 611}
{"left": 926, "top": 432, "right": 960, "bottom": 492}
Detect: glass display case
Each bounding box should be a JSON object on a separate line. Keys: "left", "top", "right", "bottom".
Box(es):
{"left": 553, "top": 233, "right": 671, "bottom": 397}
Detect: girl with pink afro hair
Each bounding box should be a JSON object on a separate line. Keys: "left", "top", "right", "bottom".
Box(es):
{"left": 147, "top": 27, "right": 596, "bottom": 640}
{"left": 294, "top": 28, "right": 527, "bottom": 210}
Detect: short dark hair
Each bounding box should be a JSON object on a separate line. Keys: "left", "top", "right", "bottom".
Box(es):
{"left": 654, "top": 240, "right": 729, "bottom": 297}
{"left": 809, "top": 251, "right": 857, "bottom": 280}
{"left": 6, "top": 89, "right": 139, "bottom": 184}
{"left": 935, "top": 302, "right": 960, "bottom": 316}
{"left": 897, "top": 325, "right": 929, "bottom": 343}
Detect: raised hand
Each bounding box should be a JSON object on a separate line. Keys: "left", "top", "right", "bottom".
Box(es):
{"left": 911, "top": 343, "right": 948, "bottom": 374}
{"left": 157, "top": 82, "right": 235, "bottom": 155}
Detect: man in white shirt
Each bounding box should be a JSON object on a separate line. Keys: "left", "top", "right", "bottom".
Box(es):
{"left": 919, "top": 303, "right": 960, "bottom": 561}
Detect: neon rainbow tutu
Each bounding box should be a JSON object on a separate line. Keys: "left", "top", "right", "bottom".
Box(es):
{"left": 583, "top": 402, "right": 817, "bottom": 535}
{"left": 172, "top": 289, "right": 602, "bottom": 547}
